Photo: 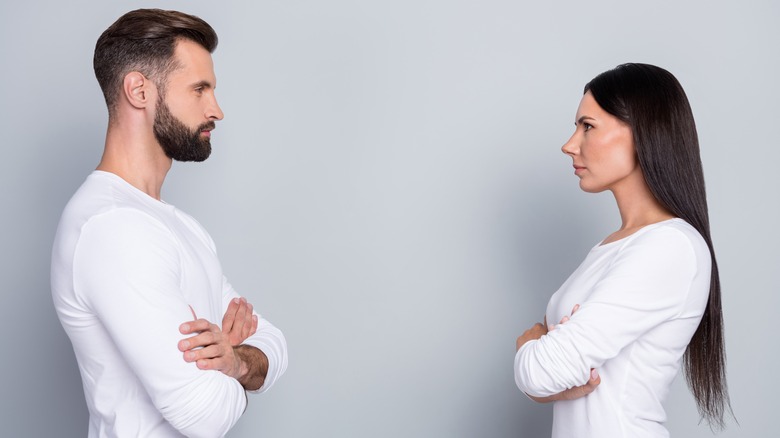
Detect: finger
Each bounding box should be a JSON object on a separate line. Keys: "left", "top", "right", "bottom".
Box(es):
{"left": 246, "top": 302, "right": 256, "bottom": 335}
{"left": 178, "top": 329, "right": 221, "bottom": 351}
{"left": 195, "top": 348, "right": 236, "bottom": 373}
{"left": 233, "top": 299, "right": 249, "bottom": 331}
{"left": 222, "top": 298, "right": 241, "bottom": 334}
{"left": 571, "top": 304, "right": 581, "bottom": 315}
{"left": 184, "top": 342, "right": 226, "bottom": 363}
{"left": 559, "top": 315, "right": 570, "bottom": 324}
{"left": 226, "top": 300, "right": 251, "bottom": 345}
{"left": 245, "top": 301, "right": 254, "bottom": 320}
{"left": 588, "top": 368, "right": 601, "bottom": 386}
{"left": 250, "top": 314, "right": 258, "bottom": 337}
{"left": 179, "top": 318, "right": 213, "bottom": 335}
{"left": 179, "top": 322, "right": 221, "bottom": 348}
{"left": 196, "top": 355, "right": 232, "bottom": 373}
{"left": 238, "top": 303, "right": 254, "bottom": 340}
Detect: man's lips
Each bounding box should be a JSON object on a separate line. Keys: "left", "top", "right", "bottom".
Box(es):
{"left": 200, "top": 122, "right": 215, "bottom": 138}
{"left": 198, "top": 121, "right": 217, "bottom": 137}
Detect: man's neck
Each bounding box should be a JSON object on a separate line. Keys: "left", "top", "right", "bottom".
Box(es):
{"left": 97, "top": 120, "right": 172, "bottom": 201}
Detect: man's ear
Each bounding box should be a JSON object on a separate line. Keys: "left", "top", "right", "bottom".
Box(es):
{"left": 122, "top": 72, "right": 154, "bottom": 109}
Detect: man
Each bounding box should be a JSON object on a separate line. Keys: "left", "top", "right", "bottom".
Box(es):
{"left": 51, "top": 9, "right": 288, "bottom": 437}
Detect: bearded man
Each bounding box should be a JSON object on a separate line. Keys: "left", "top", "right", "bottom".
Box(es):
{"left": 50, "top": 9, "right": 288, "bottom": 437}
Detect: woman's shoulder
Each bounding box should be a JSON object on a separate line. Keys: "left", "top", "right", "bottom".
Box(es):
{"left": 619, "top": 218, "right": 710, "bottom": 261}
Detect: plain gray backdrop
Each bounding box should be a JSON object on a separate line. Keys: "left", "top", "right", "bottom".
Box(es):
{"left": 1, "top": 0, "right": 776, "bottom": 436}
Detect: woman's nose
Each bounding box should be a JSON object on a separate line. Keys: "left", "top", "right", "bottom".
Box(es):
{"left": 561, "top": 132, "right": 579, "bottom": 156}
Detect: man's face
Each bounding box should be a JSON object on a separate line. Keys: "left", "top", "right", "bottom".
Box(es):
{"left": 153, "top": 39, "right": 223, "bottom": 162}
{"left": 154, "top": 96, "right": 214, "bottom": 162}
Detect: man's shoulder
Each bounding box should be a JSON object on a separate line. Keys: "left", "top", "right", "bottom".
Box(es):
{"left": 57, "top": 172, "right": 171, "bottom": 243}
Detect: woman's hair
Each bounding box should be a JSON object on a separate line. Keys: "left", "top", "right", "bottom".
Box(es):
{"left": 585, "top": 63, "right": 730, "bottom": 428}
{"left": 93, "top": 8, "right": 218, "bottom": 116}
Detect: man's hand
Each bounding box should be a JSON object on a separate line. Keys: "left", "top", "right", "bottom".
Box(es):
{"left": 222, "top": 297, "right": 258, "bottom": 346}
{"left": 179, "top": 318, "right": 243, "bottom": 379}
{"left": 179, "top": 299, "right": 269, "bottom": 390}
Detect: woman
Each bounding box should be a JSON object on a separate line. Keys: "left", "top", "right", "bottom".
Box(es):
{"left": 514, "top": 63, "right": 730, "bottom": 437}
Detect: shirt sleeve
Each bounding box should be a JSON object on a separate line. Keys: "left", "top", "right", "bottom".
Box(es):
{"left": 221, "top": 276, "right": 289, "bottom": 393}
{"left": 514, "top": 226, "right": 703, "bottom": 397}
{"left": 74, "top": 208, "right": 247, "bottom": 438}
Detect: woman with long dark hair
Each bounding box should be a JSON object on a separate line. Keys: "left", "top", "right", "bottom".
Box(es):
{"left": 514, "top": 63, "right": 730, "bottom": 437}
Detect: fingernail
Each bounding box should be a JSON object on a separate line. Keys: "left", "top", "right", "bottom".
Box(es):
{"left": 180, "top": 323, "right": 190, "bottom": 332}
{"left": 591, "top": 369, "right": 599, "bottom": 379}
{"left": 233, "top": 298, "right": 240, "bottom": 304}
{"left": 181, "top": 340, "right": 189, "bottom": 349}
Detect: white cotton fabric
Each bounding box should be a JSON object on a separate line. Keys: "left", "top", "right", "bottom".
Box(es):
{"left": 515, "top": 219, "right": 710, "bottom": 438}
{"left": 52, "top": 171, "right": 288, "bottom": 438}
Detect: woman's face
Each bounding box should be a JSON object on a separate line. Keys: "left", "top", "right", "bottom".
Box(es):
{"left": 561, "top": 91, "right": 641, "bottom": 193}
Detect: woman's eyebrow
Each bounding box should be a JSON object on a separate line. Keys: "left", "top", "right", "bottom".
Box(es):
{"left": 575, "top": 115, "right": 596, "bottom": 126}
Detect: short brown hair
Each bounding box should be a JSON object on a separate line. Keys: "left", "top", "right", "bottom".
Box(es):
{"left": 93, "top": 8, "right": 218, "bottom": 115}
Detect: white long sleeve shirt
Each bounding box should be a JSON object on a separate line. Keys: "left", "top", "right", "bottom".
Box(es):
{"left": 515, "top": 219, "right": 710, "bottom": 437}
{"left": 51, "top": 171, "right": 288, "bottom": 438}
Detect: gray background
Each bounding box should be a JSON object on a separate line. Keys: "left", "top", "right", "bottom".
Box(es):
{"left": 1, "top": 0, "right": 776, "bottom": 436}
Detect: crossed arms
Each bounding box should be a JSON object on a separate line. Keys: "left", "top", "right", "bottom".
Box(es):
{"left": 515, "top": 306, "right": 600, "bottom": 403}
{"left": 75, "top": 209, "right": 287, "bottom": 436}
{"left": 179, "top": 297, "right": 269, "bottom": 391}
{"left": 514, "top": 226, "right": 702, "bottom": 403}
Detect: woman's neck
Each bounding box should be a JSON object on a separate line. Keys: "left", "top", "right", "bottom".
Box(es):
{"left": 602, "top": 176, "right": 675, "bottom": 244}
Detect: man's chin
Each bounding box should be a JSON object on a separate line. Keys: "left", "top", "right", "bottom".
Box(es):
{"left": 165, "top": 143, "right": 212, "bottom": 162}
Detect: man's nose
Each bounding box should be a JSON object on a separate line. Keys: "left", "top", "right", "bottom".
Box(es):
{"left": 207, "top": 96, "right": 224, "bottom": 121}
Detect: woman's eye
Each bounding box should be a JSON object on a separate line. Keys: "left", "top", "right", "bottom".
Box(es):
{"left": 583, "top": 123, "right": 593, "bottom": 132}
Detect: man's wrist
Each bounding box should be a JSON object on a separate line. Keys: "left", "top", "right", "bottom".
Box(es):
{"left": 233, "top": 344, "right": 269, "bottom": 391}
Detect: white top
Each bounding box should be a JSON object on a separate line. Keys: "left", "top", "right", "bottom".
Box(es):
{"left": 51, "top": 171, "right": 288, "bottom": 438}
{"left": 515, "top": 219, "right": 710, "bottom": 438}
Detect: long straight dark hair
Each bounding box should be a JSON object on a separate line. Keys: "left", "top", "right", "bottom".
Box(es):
{"left": 585, "top": 63, "right": 730, "bottom": 428}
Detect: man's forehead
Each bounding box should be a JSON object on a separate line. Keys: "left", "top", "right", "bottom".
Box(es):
{"left": 170, "top": 39, "right": 217, "bottom": 84}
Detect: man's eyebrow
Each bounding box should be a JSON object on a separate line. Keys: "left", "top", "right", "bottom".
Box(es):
{"left": 575, "top": 115, "right": 595, "bottom": 126}
{"left": 192, "top": 80, "right": 214, "bottom": 90}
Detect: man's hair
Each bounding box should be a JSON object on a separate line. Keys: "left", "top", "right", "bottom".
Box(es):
{"left": 93, "top": 8, "right": 218, "bottom": 115}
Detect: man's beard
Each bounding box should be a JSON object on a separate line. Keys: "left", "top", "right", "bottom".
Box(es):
{"left": 153, "top": 97, "right": 215, "bottom": 162}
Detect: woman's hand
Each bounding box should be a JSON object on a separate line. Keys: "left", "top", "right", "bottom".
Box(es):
{"left": 527, "top": 368, "right": 601, "bottom": 403}
{"left": 519, "top": 304, "right": 602, "bottom": 403}
{"left": 516, "top": 322, "right": 547, "bottom": 351}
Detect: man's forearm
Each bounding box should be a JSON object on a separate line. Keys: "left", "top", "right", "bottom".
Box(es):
{"left": 234, "top": 345, "right": 269, "bottom": 391}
